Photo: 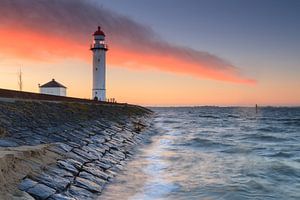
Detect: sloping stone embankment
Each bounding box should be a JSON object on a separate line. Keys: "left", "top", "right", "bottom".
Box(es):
{"left": 0, "top": 100, "right": 153, "bottom": 200}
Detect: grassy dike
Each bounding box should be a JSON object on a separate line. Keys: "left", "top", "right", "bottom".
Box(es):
{"left": 0, "top": 100, "right": 153, "bottom": 200}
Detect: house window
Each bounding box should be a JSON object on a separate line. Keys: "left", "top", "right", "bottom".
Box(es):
{"left": 96, "top": 68, "right": 98, "bottom": 71}
{"left": 98, "top": 59, "right": 100, "bottom": 62}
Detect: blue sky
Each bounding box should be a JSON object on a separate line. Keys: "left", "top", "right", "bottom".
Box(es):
{"left": 99, "top": 0, "right": 300, "bottom": 71}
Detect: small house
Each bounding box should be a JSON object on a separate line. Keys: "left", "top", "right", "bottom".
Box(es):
{"left": 39, "top": 79, "right": 67, "bottom": 96}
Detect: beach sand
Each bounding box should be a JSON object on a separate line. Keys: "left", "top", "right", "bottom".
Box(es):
{"left": 0, "top": 144, "right": 61, "bottom": 199}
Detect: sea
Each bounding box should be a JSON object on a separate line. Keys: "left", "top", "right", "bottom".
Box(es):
{"left": 101, "top": 107, "right": 300, "bottom": 200}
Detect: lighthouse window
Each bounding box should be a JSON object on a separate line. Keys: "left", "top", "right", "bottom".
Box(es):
{"left": 96, "top": 68, "right": 98, "bottom": 71}
{"left": 98, "top": 59, "right": 100, "bottom": 62}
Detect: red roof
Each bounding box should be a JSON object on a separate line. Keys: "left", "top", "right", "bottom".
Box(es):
{"left": 93, "top": 26, "right": 105, "bottom": 36}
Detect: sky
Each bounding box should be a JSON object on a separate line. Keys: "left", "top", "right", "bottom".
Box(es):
{"left": 0, "top": 0, "right": 299, "bottom": 106}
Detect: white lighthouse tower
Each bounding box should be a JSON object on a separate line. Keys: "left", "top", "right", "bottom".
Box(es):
{"left": 91, "top": 26, "right": 108, "bottom": 101}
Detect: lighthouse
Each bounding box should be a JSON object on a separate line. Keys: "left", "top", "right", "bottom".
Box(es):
{"left": 91, "top": 26, "right": 108, "bottom": 101}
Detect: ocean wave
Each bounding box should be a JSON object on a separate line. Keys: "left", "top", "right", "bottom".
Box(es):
{"left": 256, "top": 127, "right": 276, "bottom": 132}
{"left": 198, "top": 115, "right": 220, "bottom": 119}
{"left": 283, "top": 120, "right": 300, "bottom": 126}
{"left": 268, "top": 162, "right": 300, "bottom": 178}
{"left": 179, "top": 137, "right": 232, "bottom": 149}
{"left": 225, "top": 114, "right": 240, "bottom": 118}
{"left": 268, "top": 151, "right": 294, "bottom": 158}
{"left": 243, "top": 134, "right": 287, "bottom": 142}
{"left": 221, "top": 146, "right": 252, "bottom": 154}
{"left": 111, "top": 107, "right": 300, "bottom": 200}
{"left": 160, "top": 120, "right": 180, "bottom": 124}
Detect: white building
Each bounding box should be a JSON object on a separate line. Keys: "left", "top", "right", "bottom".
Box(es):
{"left": 39, "top": 79, "right": 67, "bottom": 96}
{"left": 91, "top": 26, "right": 108, "bottom": 101}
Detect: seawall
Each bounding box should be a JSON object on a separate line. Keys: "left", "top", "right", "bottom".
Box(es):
{"left": 0, "top": 90, "right": 153, "bottom": 200}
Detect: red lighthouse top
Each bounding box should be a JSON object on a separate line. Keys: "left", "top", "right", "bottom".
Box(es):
{"left": 93, "top": 26, "right": 105, "bottom": 36}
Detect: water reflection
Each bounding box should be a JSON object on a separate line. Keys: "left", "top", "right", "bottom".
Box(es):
{"left": 101, "top": 107, "right": 300, "bottom": 200}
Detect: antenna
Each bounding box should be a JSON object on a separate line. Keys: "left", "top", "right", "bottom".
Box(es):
{"left": 18, "top": 68, "right": 23, "bottom": 91}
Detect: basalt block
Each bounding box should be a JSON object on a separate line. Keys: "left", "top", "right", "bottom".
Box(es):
{"left": 72, "top": 148, "right": 100, "bottom": 161}
{"left": 57, "top": 160, "right": 79, "bottom": 175}
{"left": 0, "top": 139, "right": 18, "bottom": 147}
{"left": 92, "top": 160, "right": 111, "bottom": 170}
{"left": 82, "top": 166, "right": 110, "bottom": 181}
{"left": 74, "top": 177, "right": 103, "bottom": 193}
{"left": 66, "top": 152, "right": 89, "bottom": 163}
{"left": 45, "top": 166, "right": 74, "bottom": 179}
{"left": 18, "top": 178, "right": 38, "bottom": 191}
{"left": 68, "top": 185, "right": 96, "bottom": 200}
{"left": 78, "top": 171, "right": 106, "bottom": 187}
{"left": 27, "top": 183, "right": 56, "bottom": 200}
{"left": 31, "top": 172, "right": 71, "bottom": 191}
{"left": 48, "top": 193, "right": 76, "bottom": 200}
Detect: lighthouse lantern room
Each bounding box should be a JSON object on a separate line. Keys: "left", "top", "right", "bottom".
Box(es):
{"left": 91, "top": 26, "right": 108, "bottom": 101}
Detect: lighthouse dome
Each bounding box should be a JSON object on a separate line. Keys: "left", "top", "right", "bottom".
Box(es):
{"left": 93, "top": 26, "right": 105, "bottom": 36}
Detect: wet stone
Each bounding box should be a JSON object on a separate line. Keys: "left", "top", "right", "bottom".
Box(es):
{"left": 87, "top": 143, "right": 106, "bottom": 154}
{"left": 46, "top": 166, "right": 74, "bottom": 179}
{"left": 72, "top": 148, "right": 99, "bottom": 161}
{"left": 105, "top": 169, "right": 118, "bottom": 178}
{"left": 56, "top": 142, "right": 73, "bottom": 152}
{"left": 82, "top": 145, "right": 103, "bottom": 158}
{"left": 82, "top": 137, "right": 93, "bottom": 144}
{"left": 93, "top": 160, "right": 111, "bottom": 170}
{"left": 57, "top": 160, "right": 78, "bottom": 175}
{"left": 111, "top": 137, "right": 124, "bottom": 143}
{"left": 124, "top": 140, "right": 136, "bottom": 145}
{"left": 64, "top": 134, "right": 86, "bottom": 146}
{"left": 103, "top": 153, "right": 120, "bottom": 163}
{"left": 68, "top": 185, "right": 95, "bottom": 200}
{"left": 66, "top": 141, "right": 81, "bottom": 148}
{"left": 91, "top": 135, "right": 106, "bottom": 144}
{"left": 82, "top": 166, "right": 109, "bottom": 181}
{"left": 23, "top": 137, "right": 44, "bottom": 146}
{"left": 81, "top": 129, "right": 96, "bottom": 136}
{"left": 109, "top": 146, "right": 119, "bottom": 151}
{"left": 79, "top": 171, "right": 106, "bottom": 187}
{"left": 0, "top": 139, "right": 19, "bottom": 147}
{"left": 48, "top": 134, "right": 68, "bottom": 143}
{"left": 101, "top": 157, "right": 118, "bottom": 166}
{"left": 105, "top": 130, "right": 116, "bottom": 136}
{"left": 32, "top": 172, "right": 71, "bottom": 191}
{"left": 107, "top": 140, "right": 123, "bottom": 148}
{"left": 64, "top": 158, "right": 83, "bottom": 170}
{"left": 27, "top": 183, "right": 56, "bottom": 200}
{"left": 19, "top": 178, "right": 38, "bottom": 191}
{"left": 48, "top": 146, "right": 68, "bottom": 156}
{"left": 103, "top": 142, "right": 114, "bottom": 149}
{"left": 115, "top": 164, "right": 124, "bottom": 171}
{"left": 110, "top": 150, "right": 126, "bottom": 159}
{"left": 49, "top": 193, "right": 76, "bottom": 200}
{"left": 96, "top": 144, "right": 110, "bottom": 152}
{"left": 95, "top": 121, "right": 110, "bottom": 129}
{"left": 66, "top": 152, "right": 89, "bottom": 163}
{"left": 74, "top": 177, "right": 103, "bottom": 193}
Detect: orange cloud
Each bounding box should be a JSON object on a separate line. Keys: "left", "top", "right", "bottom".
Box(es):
{"left": 109, "top": 45, "right": 255, "bottom": 84}
{"left": 0, "top": 28, "right": 89, "bottom": 62}
{"left": 0, "top": 0, "right": 255, "bottom": 84}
